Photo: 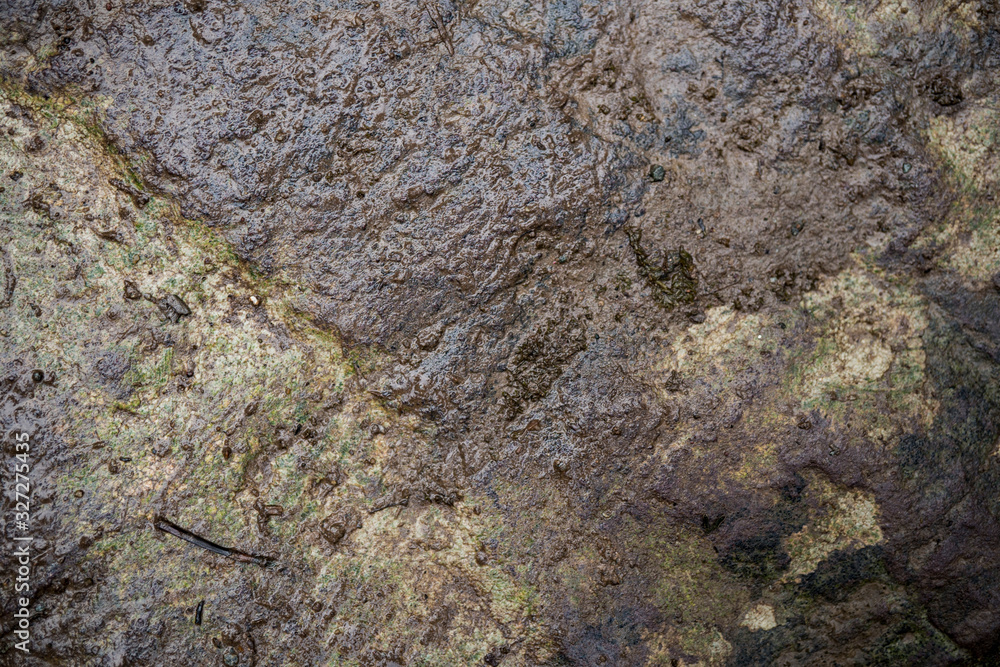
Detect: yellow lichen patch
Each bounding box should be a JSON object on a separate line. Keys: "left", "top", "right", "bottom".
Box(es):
{"left": 740, "top": 604, "right": 777, "bottom": 632}
{"left": 783, "top": 473, "right": 883, "bottom": 581}
{"left": 660, "top": 307, "right": 768, "bottom": 379}
{"left": 639, "top": 524, "right": 749, "bottom": 664}
{"left": 921, "top": 107, "right": 1000, "bottom": 286}
{"left": 728, "top": 438, "right": 782, "bottom": 485}
{"left": 811, "top": 0, "right": 981, "bottom": 57}
{"left": 927, "top": 106, "right": 1000, "bottom": 192}
{"left": 791, "top": 266, "right": 936, "bottom": 437}
{"left": 646, "top": 303, "right": 797, "bottom": 483}
{"left": 315, "top": 500, "right": 546, "bottom": 666}
{"left": 810, "top": 0, "right": 912, "bottom": 56}
{"left": 933, "top": 203, "right": 1000, "bottom": 286}
{"left": 642, "top": 626, "right": 733, "bottom": 667}
{"left": 813, "top": 334, "right": 893, "bottom": 389}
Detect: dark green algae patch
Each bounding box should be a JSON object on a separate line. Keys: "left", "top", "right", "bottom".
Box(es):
{"left": 627, "top": 227, "right": 698, "bottom": 313}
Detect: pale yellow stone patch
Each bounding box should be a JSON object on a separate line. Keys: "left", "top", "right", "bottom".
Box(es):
{"left": 831, "top": 336, "right": 894, "bottom": 386}
{"left": 922, "top": 107, "right": 1000, "bottom": 286}
{"left": 797, "top": 267, "right": 937, "bottom": 435}
{"left": 783, "top": 474, "right": 883, "bottom": 581}
{"left": 652, "top": 304, "right": 772, "bottom": 405}
{"left": 643, "top": 626, "right": 733, "bottom": 667}
{"left": 650, "top": 306, "right": 781, "bottom": 472}
{"left": 927, "top": 107, "right": 1000, "bottom": 192}
{"left": 812, "top": 0, "right": 982, "bottom": 57}
{"left": 740, "top": 604, "right": 778, "bottom": 632}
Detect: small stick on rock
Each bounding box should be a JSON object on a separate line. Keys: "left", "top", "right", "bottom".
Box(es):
{"left": 154, "top": 517, "right": 273, "bottom": 567}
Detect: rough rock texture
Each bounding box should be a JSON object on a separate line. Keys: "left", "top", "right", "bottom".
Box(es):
{"left": 0, "top": 0, "right": 999, "bottom": 665}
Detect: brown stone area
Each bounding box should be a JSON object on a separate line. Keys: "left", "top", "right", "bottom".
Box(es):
{"left": 1, "top": 0, "right": 999, "bottom": 665}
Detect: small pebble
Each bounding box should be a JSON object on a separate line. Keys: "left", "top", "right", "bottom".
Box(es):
{"left": 649, "top": 164, "right": 666, "bottom": 182}
{"left": 249, "top": 295, "right": 260, "bottom": 307}
{"left": 157, "top": 294, "right": 191, "bottom": 323}
{"left": 123, "top": 280, "right": 142, "bottom": 300}
{"left": 31, "top": 370, "right": 43, "bottom": 383}
{"left": 320, "top": 518, "right": 347, "bottom": 545}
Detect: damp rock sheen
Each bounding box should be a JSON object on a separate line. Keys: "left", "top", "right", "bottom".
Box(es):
{"left": 2, "top": 1, "right": 1000, "bottom": 665}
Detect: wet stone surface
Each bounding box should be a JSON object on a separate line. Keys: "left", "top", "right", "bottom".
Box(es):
{"left": 1, "top": 0, "right": 1000, "bottom": 665}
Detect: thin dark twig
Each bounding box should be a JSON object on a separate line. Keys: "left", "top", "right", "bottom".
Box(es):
{"left": 154, "top": 517, "right": 273, "bottom": 566}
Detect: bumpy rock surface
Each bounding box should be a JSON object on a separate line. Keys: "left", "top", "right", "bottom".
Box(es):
{"left": 1, "top": 0, "right": 999, "bottom": 665}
